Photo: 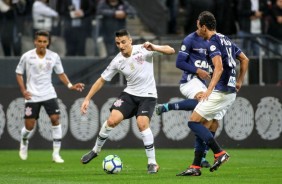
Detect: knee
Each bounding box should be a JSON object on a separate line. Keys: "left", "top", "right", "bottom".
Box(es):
{"left": 106, "top": 119, "right": 118, "bottom": 128}
{"left": 50, "top": 115, "right": 60, "bottom": 125}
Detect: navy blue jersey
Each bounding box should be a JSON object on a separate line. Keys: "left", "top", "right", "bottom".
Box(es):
{"left": 176, "top": 32, "right": 210, "bottom": 84}
{"left": 207, "top": 33, "right": 242, "bottom": 92}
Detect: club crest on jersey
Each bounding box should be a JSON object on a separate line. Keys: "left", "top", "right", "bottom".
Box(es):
{"left": 113, "top": 99, "right": 124, "bottom": 107}
{"left": 45, "top": 61, "right": 52, "bottom": 71}
{"left": 25, "top": 107, "right": 32, "bottom": 116}
{"left": 210, "top": 45, "right": 216, "bottom": 51}
{"left": 181, "top": 45, "right": 186, "bottom": 51}
{"left": 135, "top": 55, "right": 144, "bottom": 64}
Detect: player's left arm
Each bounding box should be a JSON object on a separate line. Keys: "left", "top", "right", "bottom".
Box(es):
{"left": 236, "top": 52, "right": 249, "bottom": 92}
{"left": 57, "top": 73, "right": 85, "bottom": 92}
{"left": 143, "top": 41, "right": 175, "bottom": 55}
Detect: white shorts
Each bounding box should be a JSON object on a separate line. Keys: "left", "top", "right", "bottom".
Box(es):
{"left": 195, "top": 91, "right": 236, "bottom": 121}
{"left": 180, "top": 78, "right": 207, "bottom": 99}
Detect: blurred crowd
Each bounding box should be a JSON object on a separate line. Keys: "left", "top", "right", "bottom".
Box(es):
{"left": 0, "top": 0, "right": 281, "bottom": 58}
{"left": 0, "top": 0, "right": 136, "bottom": 57}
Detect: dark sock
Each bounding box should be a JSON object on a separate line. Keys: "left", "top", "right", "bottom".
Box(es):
{"left": 207, "top": 138, "right": 222, "bottom": 154}
{"left": 193, "top": 135, "right": 206, "bottom": 166}
{"left": 192, "top": 150, "right": 204, "bottom": 167}
{"left": 168, "top": 99, "right": 198, "bottom": 111}
{"left": 188, "top": 121, "right": 213, "bottom": 143}
{"left": 188, "top": 121, "right": 222, "bottom": 154}
{"left": 204, "top": 131, "right": 215, "bottom": 155}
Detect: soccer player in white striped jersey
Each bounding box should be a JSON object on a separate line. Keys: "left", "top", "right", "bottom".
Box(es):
{"left": 16, "top": 30, "right": 85, "bottom": 163}
{"left": 80, "top": 29, "right": 175, "bottom": 173}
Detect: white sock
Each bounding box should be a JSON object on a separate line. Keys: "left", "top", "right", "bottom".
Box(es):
{"left": 52, "top": 124, "right": 62, "bottom": 156}
{"left": 21, "top": 127, "right": 31, "bottom": 145}
{"left": 93, "top": 121, "right": 113, "bottom": 153}
{"left": 141, "top": 128, "right": 156, "bottom": 164}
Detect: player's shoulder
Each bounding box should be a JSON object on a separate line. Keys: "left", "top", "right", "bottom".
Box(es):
{"left": 21, "top": 49, "right": 36, "bottom": 58}
{"left": 183, "top": 32, "right": 201, "bottom": 44}
{"left": 133, "top": 44, "right": 143, "bottom": 50}
{"left": 46, "top": 49, "right": 60, "bottom": 58}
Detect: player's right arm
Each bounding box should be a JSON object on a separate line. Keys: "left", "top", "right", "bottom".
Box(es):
{"left": 16, "top": 73, "right": 32, "bottom": 100}
{"left": 81, "top": 77, "right": 106, "bottom": 114}
{"left": 236, "top": 52, "right": 249, "bottom": 92}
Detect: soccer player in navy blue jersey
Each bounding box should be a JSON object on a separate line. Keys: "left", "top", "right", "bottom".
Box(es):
{"left": 176, "top": 11, "right": 249, "bottom": 176}
{"left": 156, "top": 23, "right": 218, "bottom": 168}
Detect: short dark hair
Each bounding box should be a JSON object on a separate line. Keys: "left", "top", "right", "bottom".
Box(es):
{"left": 34, "top": 30, "right": 50, "bottom": 39}
{"left": 198, "top": 11, "right": 216, "bottom": 30}
{"left": 115, "top": 29, "right": 131, "bottom": 37}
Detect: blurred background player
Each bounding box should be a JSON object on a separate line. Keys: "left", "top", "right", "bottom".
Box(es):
{"left": 15, "top": 30, "right": 85, "bottom": 163}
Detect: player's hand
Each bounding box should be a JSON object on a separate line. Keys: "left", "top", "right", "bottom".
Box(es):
{"left": 201, "top": 89, "right": 212, "bottom": 101}
{"left": 81, "top": 100, "right": 90, "bottom": 114}
{"left": 235, "top": 82, "right": 242, "bottom": 92}
{"left": 115, "top": 10, "right": 126, "bottom": 19}
{"left": 196, "top": 68, "right": 211, "bottom": 80}
{"left": 23, "top": 90, "right": 32, "bottom": 100}
{"left": 143, "top": 41, "right": 154, "bottom": 51}
{"left": 70, "top": 83, "right": 85, "bottom": 92}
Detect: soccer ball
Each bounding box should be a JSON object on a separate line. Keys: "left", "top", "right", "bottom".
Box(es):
{"left": 102, "top": 155, "right": 123, "bottom": 174}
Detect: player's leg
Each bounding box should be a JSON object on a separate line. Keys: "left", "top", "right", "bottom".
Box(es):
{"left": 81, "top": 109, "right": 123, "bottom": 164}
{"left": 188, "top": 92, "right": 235, "bottom": 172}
{"left": 19, "top": 102, "right": 39, "bottom": 160}
{"left": 176, "top": 135, "right": 205, "bottom": 176}
{"left": 44, "top": 99, "right": 64, "bottom": 163}
{"left": 19, "top": 118, "right": 36, "bottom": 160}
{"left": 156, "top": 99, "right": 198, "bottom": 115}
{"left": 81, "top": 93, "right": 132, "bottom": 164}
{"left": 201, "top": 120, "right": 219, "bottom": 168}
{"left": 137, "top": 97, "right": 159, "bottom": 174}
{"left": 156, "top": 78, "right": 205, "bottom": 115}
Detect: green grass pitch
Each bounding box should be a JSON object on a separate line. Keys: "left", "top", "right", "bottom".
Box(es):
{"left": 0, "top": 149, "right": 281, "bottom": 184}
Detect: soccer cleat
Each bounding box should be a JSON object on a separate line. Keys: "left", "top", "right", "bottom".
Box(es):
{"left": 52, "top": 155, "right": 64, "bottom": 163}
{"left": 19, "top": 139, "right": 28, "bottom": 160}
{"left": 81, "top": 150, "right": 98, "bottom": 164}
{"left": 210, "top": 152, "right": 230, "bottom": 172}
{"left": 201, "top": 159, "right": 211, "bottom": 168}
{"left": 147, "top": 163, "right": 160, "bottom": 174}
{"left": 176, "top": 167, "right": 201, "bottom": 176}
{"left": 155, "top": 103, "right": 169, "bottom": 115}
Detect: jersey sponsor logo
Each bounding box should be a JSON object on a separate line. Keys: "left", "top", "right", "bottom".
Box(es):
{"left": 181, "top": 45, "right": 186, "bottom": 51}
{"left": 210, "top": 45, "right": 216, "bottom": 51}
{"left": 194, "top": 60, "right": 209, "bottom": 69}
{"left": 113, "top": 99, "right": 124, "bottom": 107}
{"left": 227, "top": 76, "right": 236, "bottom": 87}
{"left": 193, "top": 48, "right": 207, "bottom": 54}
{"left": 25, "top": 106, "right": 32, "bottom": 116}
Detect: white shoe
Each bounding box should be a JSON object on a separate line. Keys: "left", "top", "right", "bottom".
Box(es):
{"left": 52, "top": 155, "right": 64, "bottom": 163}
{"left": 19, "top": 140, "right": 28, "bottom": 160}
